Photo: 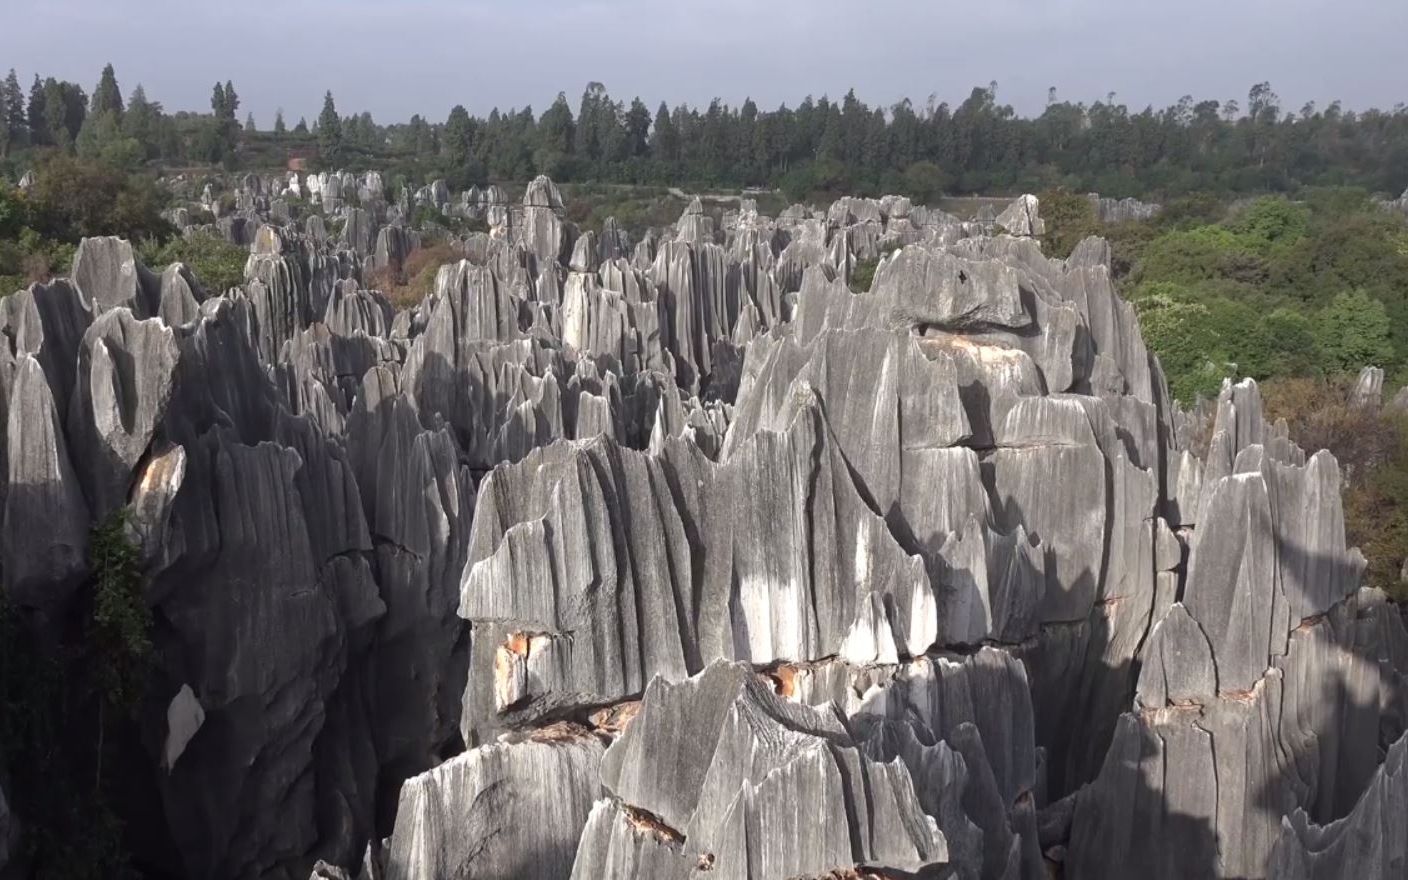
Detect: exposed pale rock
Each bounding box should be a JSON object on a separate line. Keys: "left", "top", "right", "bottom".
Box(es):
{"left": 1268, "top": 729, "right": 1408, "bottom": 880}
{"left": 4, "top": 180, "right": 1404, "bottom": 880}
{"left": 382, "top": 729, "right": 605, "bottom": 880}
{"left": 1086, "top": 193, "right": 1161, "bottom": 224}
{"left": 2, "top": 356, "right": 90, "bottom": 607}
{"left": 994, "top": 194, "right": 1045, "bottom": 237}
{"left": 67, "top": 308, "right": 180, "bottom": 516}
{"left": 1352, "top": 365, "right": 1385, "bottom": 408}
{"left": 163, "top": 684, "right": 206, "bottom": 772}
{"left": 72, "top": 235, "right": 160, "bottom": 316}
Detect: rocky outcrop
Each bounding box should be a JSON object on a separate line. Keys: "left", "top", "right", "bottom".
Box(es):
{"left": 2, "top": 175, "right": 1402, "bottom": 880}
{"left": 1086, "top": 193, "right": 1162, "bottom": 224}
{"left": 1268, "top": 729, "right": 1408, "bottom": 879}
{"left": 994, "top": 195, "right": 1045, "bottom": 237}
{"left": 1352, "top": 365, "right": 1385, "bottom": 408}
{"left": 1064, "top": 380, "right": 1405, "bottom": 879}
{"left": 383, "top": 727, "right": 605, "bottom": 880}
{"left": 72, "top": 236, "right": 161, "bottom": 317}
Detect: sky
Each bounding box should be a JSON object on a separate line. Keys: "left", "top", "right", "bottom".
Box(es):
{"left": 2, "top": 0, "right": 1405, "bottom": 125}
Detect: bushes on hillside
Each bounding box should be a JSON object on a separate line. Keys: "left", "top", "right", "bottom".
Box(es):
{"left": 139, "top": 231, "right": 247, "bottom": 294}
{"left": 1264, "top": 378, "right": 1408, "bottom": 602}
{"left": 1, "top": 155, "right": 173, "bottom": 295}
{"left": 1075, "top": 191, "right": 1408, "bottom": 403}
{"left": 366, "top": 242, "right": 460, "bottom": 308}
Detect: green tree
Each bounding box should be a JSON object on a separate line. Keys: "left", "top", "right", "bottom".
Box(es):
{"left": 1258, "top": 308, "right": 1323, "bottom": 378}
{"left": 42, "top": 78, "right": 86, "bottom": 150}
{"left": 90, "top": 62, "right": 123, "bottom": 119}
{"left": 0, "top": 88, "right": 9, "bottom": 157}
{"left": 538, "top": 92, "right": 575, "bottom": 157}
{"left": 26, "top": 73, "right": 46, "bottom": 145}
{"left": 317, "top": 91, "right": 342, "bottom": 165}
{"left": 624, "top": 97, "right": 650, "bottom": 158}
{"left": 1225, "top": 196, "right": 1309, "bottom": 248}
{"left": 901, "top": 161, "right": 948, "bottom": 205}
{"left": 444, "top": 104, "right": 472, "bottom": 165}
{"left": 25, "top": 153, "right": 173, "bottom": 242}
{"left": 76, "top": 109, "right": 142, "bottom": 170}
{"left": 1315, "top": 290, "right": 1395, "bottom": 373}
{"left": 2, "top": 69, "right": 26, "bottom": 150}
{"left": 222, "top": 80, "right": 239, "bottom": 120}
{"left": 140, "top": 230, "right": 247, "bottom": 295}
{"left": 1038, "top": 188, "right": 1100, "bottom": 258}
{"left": 273, "top": 108, "right": 286, "bottom": 136}
{"left": 88, "top": 510, "right": 151, "bottom": 714}
{"left": 122, "top": 84, "right": 162, "bottom": 159}
{"left": 1133, "top": 289, "right": 1233, "bottom": 402}
{"left": 650, "top": 101, "right": 678, "bottom": 162}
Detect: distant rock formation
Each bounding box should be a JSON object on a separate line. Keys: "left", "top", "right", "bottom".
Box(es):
{"left": 0, "top": 176, "right": 1401, "bottom": 880}
{"left": 1087, "top": 193, "right": 1163, "bottom": 224}
{"left": 1378, "top": 188, "right": 1408, "bottom": 217}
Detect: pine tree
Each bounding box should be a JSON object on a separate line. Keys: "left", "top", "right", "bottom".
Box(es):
{"left": 317, "top": 91, "right": 342, "bottom": 164}
{"left": 27, "top": 74, "right": 47, "bottom": 145}
{"left": 123, "top": 85, "right": 160, "bottom": 159}
{"left": 273, "top": 109, "right": 286, "bottom": 136}
{"left": 0, "top": 90, "right": 9, "bottom": 157}
{"left": 650, "top": 101, "right": 679, "bottom": 162}
{"left": 294, "top": 117, "right": 308, "bottom": 135}
{"left": 223, "top": 81, "right": 239, "bottom": 119}
{"left": 445, "top": 105, "right": 472, "bottom": 165}
{"left": 3, "top": 70, "right": 26, "bottom": 147}
{"left": 245, "top": 112, "right": 256, "bottom": 133}
{"left": 91, "top": 62, "right": 124, "bottom": 118}
{"left": 538, "top": 93, "right": 575, "bottom": 157}
{"left": 43, "top": 79, "right": 86, "bottom": 149}
{"left": 624, "top": 98, "right": 650, "bottom": 159}
{"left": 210, "top": 82, "right": 226, "bottom": 118}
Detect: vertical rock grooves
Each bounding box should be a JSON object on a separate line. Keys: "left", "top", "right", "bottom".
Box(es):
{"left": 0, "top": 180, "right": 1402, "bottom": 879}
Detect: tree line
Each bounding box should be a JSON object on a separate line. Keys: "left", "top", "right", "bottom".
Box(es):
{"left": 2, "top": 65, "right": 1408, "bottom": 201}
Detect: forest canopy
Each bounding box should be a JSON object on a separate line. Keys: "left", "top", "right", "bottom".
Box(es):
{"left": 1, "top": 66, "right": 1406, "bottom": 200}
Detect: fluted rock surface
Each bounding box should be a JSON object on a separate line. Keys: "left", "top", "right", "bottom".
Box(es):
{"left": 0, "top": 176, "right": 1401, "bottom": 880}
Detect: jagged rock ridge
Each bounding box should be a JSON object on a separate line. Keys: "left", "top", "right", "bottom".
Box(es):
{"left": 0, "top": 183, "right": 1402, "bottom": 880}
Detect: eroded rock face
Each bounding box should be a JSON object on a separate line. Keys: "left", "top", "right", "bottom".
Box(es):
{"left": 1268, "top": 728, "right": 1408, "bottom": 880}
{"left": 383, "top": 727, "right": 605, "bottom": 880}
{"left": 2, "top": 178, "right": 1401, "bottom": 880}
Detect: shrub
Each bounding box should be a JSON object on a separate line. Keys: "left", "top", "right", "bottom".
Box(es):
{"left": 140, "top": 231, "right": 248, "bottom": 294}
{"left": 1038, "top": 188, "right": 1100, "bottom": 259}
{"left": 1315, "top": 290, "right": 1394, "bottom": 374}
{"left": 25, "top": 154, "right": 174, "bottom": 244}
{"left": 1264, "top": 377, "right": 1408, "bottom": 601}
{"left": 902, "top": 161, "right": 949, "bottom": 205}
{"left": 367, "top": 241, "right": 459, "bottom": 309}
{"left": 850, "top": 257, "right": 878, "bottom": 294}
{"left": 0, "top": 510, "right": 149, "bottom": 878}
{"left": 88, "top": 510, "right": 152, "bottom": 714}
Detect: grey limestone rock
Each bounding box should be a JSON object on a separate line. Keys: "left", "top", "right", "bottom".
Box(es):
{"left": 994, "top": 195, "right": 1045, "bottom": 237}
{"left": 67, "top": 308, "right": 180, "bottom": 517}
{"left": 72, "top": 235, "right": 160, "bottom": 317}
{"left": 1352, "top": 365, "right": 1385, "bottom": 408}
{"left": 5, "top": 176, "right": 1405, "bottom": 880}
{"left": 1267, "top": 728, "right": 1408, "bottom": 880}
{"left": 382, "top": 728, "right": 605, "bottom": 880}
{"left": 2, "top": 355, "right": 90, "bottom": 608}
{"left": 597, "top": 661, "right": 951, "bottom": 879}
{"left": 1086, "top": 193, "right": 1162, "bottom": 224}
{"left": 159, "top": 262, "right": 205, "bottom": 324}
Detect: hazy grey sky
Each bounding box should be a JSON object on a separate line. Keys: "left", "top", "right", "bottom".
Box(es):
{"left": 3, "top": 0, "right": 1405, "bottom": 124}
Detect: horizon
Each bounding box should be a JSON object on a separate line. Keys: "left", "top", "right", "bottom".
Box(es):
{"left": 3, "top": 0, "right": 1405, "bottom": 125}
